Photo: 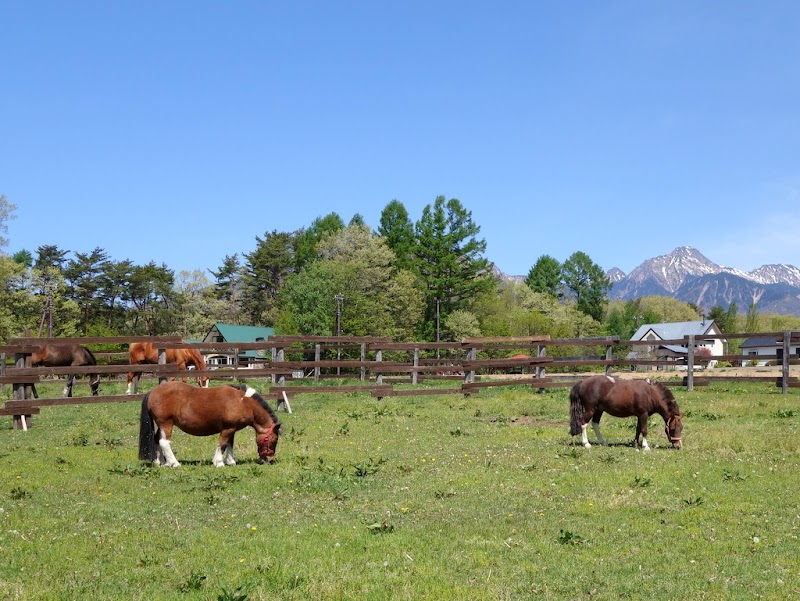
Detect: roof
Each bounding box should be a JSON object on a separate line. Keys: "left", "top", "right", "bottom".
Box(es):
{"left": 631, "top": 320, "right": 721, "bottom": 342}
{"left": 740, "top": 336, "right": 778, "bottom": 348}
{"left": 203, "top": 323, "right": 276, "bottom": 360}
{"left": 204, "top": 323, "right": 276, "bottom": 343}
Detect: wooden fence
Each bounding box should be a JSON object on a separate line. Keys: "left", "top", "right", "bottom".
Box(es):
{"left": 2, "top": 331, "right": 798, "bottom": 429}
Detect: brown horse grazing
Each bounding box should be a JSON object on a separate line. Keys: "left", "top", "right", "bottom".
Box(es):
{"left": 138, "top": 382, "right": 281, "bottom": 467}
{"left": 126, "top": 342, "right": 209, "bottom": 394}
{"left": 30, "top": 344, "right": 99, "bottom": 398}
{"left": 569, "top": 375, "right": 684, "bottom": 450}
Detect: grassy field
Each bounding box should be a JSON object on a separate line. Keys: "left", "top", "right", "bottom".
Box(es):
{"left": 1, "top": 378, "right": 799, "bottom": 600}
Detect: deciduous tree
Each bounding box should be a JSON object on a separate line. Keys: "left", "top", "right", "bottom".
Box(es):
{"left": 561, "top": 251, "right": 611, "bottom": 321}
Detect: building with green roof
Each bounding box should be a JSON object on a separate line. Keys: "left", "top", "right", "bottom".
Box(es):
{"left": 202, "top": 323, "right": 276, "bottom": 367}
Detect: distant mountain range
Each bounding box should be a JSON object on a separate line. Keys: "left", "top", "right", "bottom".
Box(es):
{"left": 609, "top": 246, "right": 800, "bottom": 316}
{"left": 499, "top": 246, "right": 800, "bottom": 317}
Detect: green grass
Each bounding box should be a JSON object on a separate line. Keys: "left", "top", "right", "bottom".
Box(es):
{"left": 1, "top": 379, "right": 799, "bottom": 599}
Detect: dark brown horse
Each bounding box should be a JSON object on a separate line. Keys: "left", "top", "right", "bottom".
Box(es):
{"left": 569, "top": 375, "right": 684, "bottom": 450}
{"left": 138, "top": 382, "right": 281, "bottom": 467}
{"left": 126, "top": 342, "right": 209, "bottom": 394}
{"left": 30, "top": 344, "right": 99, "bottom": 398}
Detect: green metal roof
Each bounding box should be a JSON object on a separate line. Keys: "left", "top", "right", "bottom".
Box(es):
{"left": 208, "top": 323, "right": 275, "bottom": 343}
{"left": 204, "top": 323, "right": 276, "bottom": 359}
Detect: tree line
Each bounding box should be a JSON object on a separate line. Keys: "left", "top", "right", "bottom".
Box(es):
{"left": 1, "top": 193, "right": 796, "bottom": 346}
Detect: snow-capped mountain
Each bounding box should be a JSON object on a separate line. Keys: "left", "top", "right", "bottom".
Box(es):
{"left": 608, "top": 246, "right": 800, "bottom": 316}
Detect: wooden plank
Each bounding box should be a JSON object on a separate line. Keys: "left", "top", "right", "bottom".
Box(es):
{"left": 4, "top": 395, "right": 140, "bottom": 409}
{"left": 0, "top": 406, "right": 40, "bottom": 416}
{"left": 270, "top": 385, "right": 393, "bottom": 395}
{"left": 463, "top": 378, "right": 544, "bottom": 389}
{"left": 462, "top": 357, "right": 551, "bottom": 369}
{"left": 373, "top": 388, "right": 469, "bottom": 397}
{"left": 8, "top": 336, "right": 182, "bottom": 345}
{"left": 462, "top": 336, "right": 551, "bottom": 344}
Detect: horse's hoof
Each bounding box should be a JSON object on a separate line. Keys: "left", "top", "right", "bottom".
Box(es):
{"left": 583, "top": 443, "right": 592, "bottom": 448}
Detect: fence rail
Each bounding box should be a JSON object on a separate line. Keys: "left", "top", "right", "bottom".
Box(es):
{"left": 2, "top": 331, "right": 798, "bottom": 429}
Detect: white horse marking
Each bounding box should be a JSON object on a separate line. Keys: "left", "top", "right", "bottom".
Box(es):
{"left": 592, "top": 421, "right": 608, "bottom": 446}
{"left": 245, "top": 386, "right": 256, "bottom": 398}
{"left": 158, "top": 437, "right": 181, "bottom": 467}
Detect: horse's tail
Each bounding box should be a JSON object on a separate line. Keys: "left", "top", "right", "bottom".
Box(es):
{"left": 81, "top": 347, "right": 100, "bottom": 395}
{"left": 569, "top": 383, "right": 583, "bottom": 436}
{"left": 138, "top": 392, "right": 157, "bottom": 462}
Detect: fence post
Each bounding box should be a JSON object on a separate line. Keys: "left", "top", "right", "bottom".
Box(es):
{"left": 314, "top": 344, "right": 321, "bottom": 382}
{"left": 604, "top": 341, "right": 613, "bottom": 377}
{"left": 686, "top": 335, "right": 695, "bottom": 392}
{"left": 412, "top": 347, "right": 419, "bottom": 385}
{"left": 465, "top": 346, "right": 477, "bottom": 384}
{"left": 375, "top": 349, "right": 383, "bottom": 385}
{"left": 157, "top": 348, "right": 167, "bottom": 385}
{"left": 12, "top": 352, "right": 33, "bottom": 429}
{"left": 536, "top": 344, "right": 547, "bottom": 380}
{"left": 360, "top": 343, "right": 366, "bottom": 382}
{"left": 275, "top": 346, "right": 285, "bottom": 387}
{"left": 782, "top": 331, "right": 791, "bottom": 395}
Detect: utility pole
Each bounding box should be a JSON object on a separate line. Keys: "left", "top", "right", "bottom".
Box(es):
{"left": 335, "top": 293, "right": 344, "bottom": 375}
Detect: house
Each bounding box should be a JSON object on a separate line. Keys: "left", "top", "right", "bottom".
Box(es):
{"left": 629, "top": 319, "right": 725, "bottom": 370}
{"left": 740, "top": 336, "right": 800, "bottom": 365}
{"left": 202, "top": 323, "right": 276, "bottom": 367}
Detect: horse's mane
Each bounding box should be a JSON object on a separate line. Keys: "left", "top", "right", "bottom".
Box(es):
{"left": 82, "top": 346, "right": 98, "bottom": 366}
{"left": 229, "top": 385, "right": 281, "bottom": 427}
{"left": 652, "top": 381, "right": 681, "bottom": 414}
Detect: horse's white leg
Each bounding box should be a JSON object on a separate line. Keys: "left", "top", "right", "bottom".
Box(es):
{"left": 635, "top": 416, "right": 651, "bottom": 451}
{"left": 580, "top": 423, "right": 592, "bottom": 448}
{"left": 63, "top": 375, "right": 74, "bottom": 397}
{"left": 158, "top": 438, "right": 180, "bottom": 467}
{"left": 223, "top": 445, "right": 236, "bottom": 466}
{"left": 212, "top": 446, "right": 225, "bottom": 467}
{"left": 126, "top": 381, "right": 133, "bottom": 395}
{"left": 592, "top": 421, "right": 608, "bottom": 446}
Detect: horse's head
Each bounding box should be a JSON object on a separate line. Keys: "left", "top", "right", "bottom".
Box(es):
{"left": 665, "top": 414, "right": 684, "bottom": 449}
{"left": 256, "top": 423, "right": 282, "bottom": 464}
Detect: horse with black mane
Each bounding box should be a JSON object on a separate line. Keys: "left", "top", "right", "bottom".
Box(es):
{"left": 127, "top": 342, "right": 209, "bottom": 394}
{"left": 30, "top": 344, "right": 100, "bottom": 398}
{"left": 569, "top": 375, "right": 684, "bottom": 450}
{"left": 138, "top": 382, "right": 281, "bottom": 467}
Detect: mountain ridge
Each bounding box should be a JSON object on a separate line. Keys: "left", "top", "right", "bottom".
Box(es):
{"left": 608, "top": 246, "right": 800, "bottom": 316}
{"left": 497, "top": 246, "right": 800, "bottom": 316}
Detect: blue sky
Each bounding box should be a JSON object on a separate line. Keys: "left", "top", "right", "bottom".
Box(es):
{"left": 2, "top": 1, "right": 799, "bottom": 279}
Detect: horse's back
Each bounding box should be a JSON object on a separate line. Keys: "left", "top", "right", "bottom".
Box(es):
{"left": 147, "top": 382, "right": 243, "bottom": 436}
{"left": 32, "top": 344, "right": 94, "bottom": 366}
{"left": 574, "top": 375, "right": 655, "bottom": 417}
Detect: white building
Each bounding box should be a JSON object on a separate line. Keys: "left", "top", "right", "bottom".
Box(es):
{"left": 629, "top": 319, "right": 725, "bottom": 369}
